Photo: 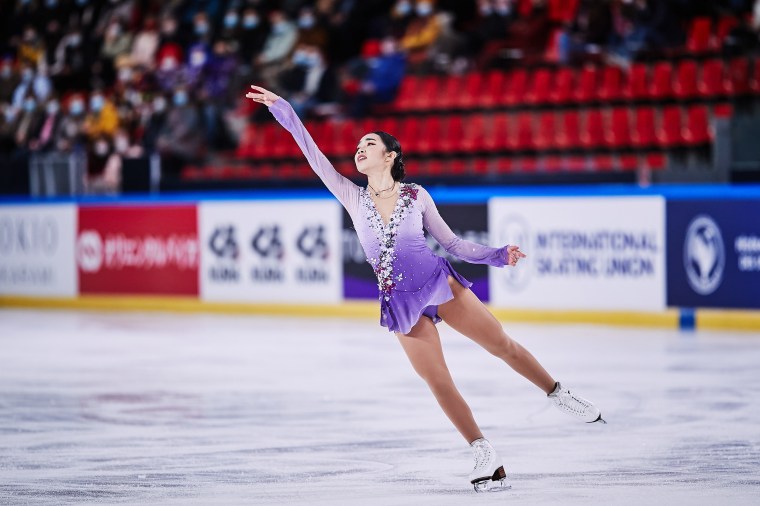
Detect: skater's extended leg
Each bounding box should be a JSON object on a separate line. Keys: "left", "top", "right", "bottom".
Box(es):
{"left": 438, "top": 277, "right": 556, "bottom": 394}
{"left": 396, "top": 316, "right": 483, "bottom": 443}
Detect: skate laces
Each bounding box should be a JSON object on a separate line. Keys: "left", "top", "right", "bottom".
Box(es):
{"left": 550, "top": 384, "right": 592, "bottom": 416}
{"left": 470, "top": 439, "right": 493, "bottom": 471}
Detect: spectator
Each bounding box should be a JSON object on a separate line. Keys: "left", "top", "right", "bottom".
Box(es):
{"left": 156, "top": 87, "right": 204, "bottom": 176}
{"left": 129, "top": 17, "right": 160, "bottom": 69}
{"left": 296, "top": 6, "right": 330, "bottom": 50}
{"left": 347, "top": 36, "right": 406, "bottom": 117}
{"left": 469, "top": 0, "right": 512, "bottom": 67}
{"left": 255, "top": 10, "right": 299, "bottom": 88}
{"left": 83, "top": 91, "right": 119, "bottom": 139}
{"left": 559, "top": 0, "right": 613, "bottom": 64}
{"left": 140, "top": 94, "right": 168, "bottom": 153}
{"left": 86, "top": 135, "right": 119, "bottom": 194}
{"left": 17, "top": 26, "right": 45, "bottom": 67}
{"left": 50, "top": 25, "right": 89, "bottom": 91}
{"left": 12, "top": 65, "right": 52, "bottom": 108}
{"left": 278, "top": 43, "right": 340, "bottom": 119}
{"left": 29, "top": 96, "right": 62, "bottom": 152}
{"left": 100, "top": 19, "right": 133, "bottom": 84}
{"left": 0, "top": 59, "right": 19, "bottom": 102}
{"left": 55, "top": 94, "right": 87, "bottom": 151}
{"left": 238, "top": 7, "right": 269, "bottom": 65}
{"left": 400, "top": 0, "right": 443, "bottom": 68}
{"left": 13, "top": 94, "right": 42, "bottom": 150}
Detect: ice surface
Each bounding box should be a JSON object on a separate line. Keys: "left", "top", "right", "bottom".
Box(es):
{"left": 1, "top": 308, "right": 759, "bottom": 505}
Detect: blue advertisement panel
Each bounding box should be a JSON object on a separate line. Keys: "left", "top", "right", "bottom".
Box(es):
{"left": 667, "top": 199, "right": 760, "bottom": 309}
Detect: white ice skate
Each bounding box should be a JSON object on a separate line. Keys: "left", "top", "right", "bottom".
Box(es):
{"left": 468, "top": 438, "right": 511, "bottom": 493}
{"left": 548, "top": 382, "right": 606, "bottom": 424}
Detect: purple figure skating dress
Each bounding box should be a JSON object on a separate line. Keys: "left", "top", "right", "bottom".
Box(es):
{"left": 270, "top": 99, "right": 509, "bottom": 334}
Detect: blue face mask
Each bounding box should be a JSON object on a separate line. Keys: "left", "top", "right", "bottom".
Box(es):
{"left": 292, "top": 50, "right": 310, "bottom": 67}
{"left": 395, "top": 1, "right": 411, "bottom": 16}
{"left": 90, "top": 95, "right": 104, "bottom": 111}
{"left": 195, "top": 23, "right": 208, "bottom": 36}
{"left": 224, "top": 14, "right": 238, "bottom": 28}
{"left": 24, "top": 98, "right": 36, "bottom": 112}
{"left": 45, "top": 0, "right": 58, "bottom": 8}
{"left": 70, "top": 101, "right": 84, "bottom": 115}
{"left": 243, "top": 16, "right": 259, "bottom": 29}
{"left": 174, "top": 91, "right": 188, "bottom": 106}
{"left": 298, "top": 15, "right": 315, "bottom": 29}
{"left": 76, "top": 0, "right": 88, "bottom": 5}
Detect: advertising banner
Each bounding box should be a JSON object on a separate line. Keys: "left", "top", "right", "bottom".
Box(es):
{"left": 489, "top": 196, "right": 666, "bottom": 311}
{"left": 667, "top": 199, "right": 760, "bottom": 309}
{"left": 77, "top": 205, "right": 199, "bottom": 296}
{"left": 342, "top": 203, "right": 490, "bottom": 300}
{"left": 0, "top": 204, "right": 77, "bottom": 297}
{"left": 199, "top": 200, "right": 342, "bottom": 303}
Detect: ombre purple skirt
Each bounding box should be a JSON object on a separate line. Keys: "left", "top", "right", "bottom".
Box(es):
{"left": 380, "top": 256, "right": 472, "bottom": 335}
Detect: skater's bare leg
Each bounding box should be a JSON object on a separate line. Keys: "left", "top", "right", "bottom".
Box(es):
{"left": 438, "top": 277, "right": 556, "bottom": 394}
{"left": 396, "top": 316, "right": 483, "bottom": 443}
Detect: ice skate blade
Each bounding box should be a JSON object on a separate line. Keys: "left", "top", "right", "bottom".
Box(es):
{"left": 472, "top": 466, "right": 511, "bottom": 493}
{"left": 588, "top": 414, "right": 607, "bottom": 424}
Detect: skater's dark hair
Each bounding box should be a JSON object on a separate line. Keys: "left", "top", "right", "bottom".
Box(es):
{"left": 373, "top": 131, "right": 405, "bottom": 182}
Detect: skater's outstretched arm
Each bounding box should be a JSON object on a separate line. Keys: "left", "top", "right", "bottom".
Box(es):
{"left": 418, "top": 186, "right": 525, "bottom": 267}
{"left": 245, "top": 85, "right": 359, "bottom": 211}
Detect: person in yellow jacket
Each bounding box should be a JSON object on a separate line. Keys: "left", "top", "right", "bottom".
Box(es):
{"left": 400, "top": 1, "right": 442, "bottom": 66}
{"left": 83, "top": 92, "right": 119, "bottom": 139}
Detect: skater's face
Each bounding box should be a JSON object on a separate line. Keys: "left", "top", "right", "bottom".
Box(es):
{"left": 355, "top": 134, "right": 395, "bottom": 175}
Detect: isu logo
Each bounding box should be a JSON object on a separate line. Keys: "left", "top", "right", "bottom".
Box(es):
{"left": 77, "top": 230, "right": 104, "bottom": 273}
{"left": 684, "top": 215, "right": 725, "bottom": 295}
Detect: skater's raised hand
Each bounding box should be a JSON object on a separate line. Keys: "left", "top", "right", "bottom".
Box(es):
{"left": 507, "top": 245, "right": 526, "bottom": 267}
{"left": 245, "top": 85, "right": 281, "bottom": 107}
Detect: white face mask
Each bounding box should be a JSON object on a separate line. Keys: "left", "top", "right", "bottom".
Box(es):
{"left": 416, "top": 2, "right": 433, "bottom": 16}
{"left": 190, "top": 51, "right": 206, "bottom": 67}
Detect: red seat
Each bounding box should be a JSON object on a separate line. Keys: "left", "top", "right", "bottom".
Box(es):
{"left": 699, "top": 59, "right": 727, "bottom": 98}
{"left": 725, "top": 57, "right": 750, "bottom": 97}
{"left": 473, "top": 158, "right": 489, "bottom": 175}
{"left": 589, "top": 155, "right": 614, "bottom": 172}
{"left": 598, "top": 66, "right": 624, "bottom": 102}
{"left": 623, "top": 63, "right": 649, "bottom": 101}
{"left": 376, "top": 117, "right": 399, "bottom": 137}
{"left": 753, "top": 59, "right": 760, "bottom": 95}
{"left": 526, "top": 68, "right": 553, "bottom": 105}
{"left": 236, "top": 125, "right": 255, "bottom": 158}
{"left": 484, "top": 114, "right": 509, "bottom": 151}
{"left": 674, "top": 60, "right": 699, "bottom": 100}
{"left": 399, "top": 117, "right": 422, "bottom": 154}
{"left": 534, "top": 112, "right": 557, "bottom": 151}
{"left": 645, "top": 153, "right": 666, "bottom": 170}
{"left": 556, "top": 111, "right": 581, "bottom": 150}
{"left": 482, "top": 71, "right": 507, "bottom": 107}
{"left": 443, "top": 115, "right": 465, "bottom": 154}
{"left": 649, "top": 62, "right": 674, "bottom": 101}
{"left": 449, "top": 159, "right": 467, "bottom": 175}
{"left": 543, "top": 28, "right": 563, "bottom": 63}
{"left": 394, "top": 76, "right": 420, "bottom": 111}
{"left": 458, "top": 73, "right": 484, "bottom": 109}
{"left": 333, "top": 121, "right": 358, "bottom": 156}
{"left": 549, "top": 67, "right": 575, "bottom": 105}
{"left": 686, "top": 17, "right": 713, "bottom": 53}
{"left": 605, "top": 107, "right": 631, "bottom": 149}
{"left": 714, "top": 16, "right": 739, "bottom": 49}
{"left": 416, "top": 76, "right": 441, "bottom": 111}
{"left": 510, "top": 112, "right": 534, "bottom": 151}
{"left": 320, "top": 121, "right": 338, "bottom": 156}
{"left": 683, "top": 105, "right": 711, "bottom": 146}
{"left": 504, "top": 69, "right": 529, "bottom": 106}
{"left": 580, "top": 109, "right": 604, "bottom": 149}
{"left": 575, "top": 65, "right": 599, "bottom": 103}
{"left": 495, "top": 157, "right": 512, "bottom": 174}
{"left": 438, "top": 75, "right": 463, "bottom": 110}
{"left": 657, "top": 106, "right": 684, "bottom": 148}
{"left": 461, "top": 113, "right": 486, "bottom": 153}
{"left": 619, "top": 154, "right": 639, "bottom": 171}
{"left": 632, "top": 107, "right": 657, "bottom": 149}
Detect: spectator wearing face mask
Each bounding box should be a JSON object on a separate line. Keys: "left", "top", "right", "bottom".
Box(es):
{"left": 100, "top": 19, "right": 133, "bottom": 83}
{"left": 55, "top": 94, "right": 87, "bottom": 151}
{"left": 186, "top": 42, "right": 210, "bottom": 89}
{"left": 29, "top": 96, "right": 63, "bottom": 152}
{"left": 400, "top": 0, "right": 443, "bottom": 68}
{"left": 141, "top": 94, "right": 168, "bottom": 153}
{"left": 0, "top": 59, "right": 19, "bottom": 102}
{"left": 296, "top": 6, "right": 330, "bottom": 50}
{"left": 17, "top": 26, "right": 45, "bottom": 67}
{"left": 156, "top": 87, "right": 204, "bottom": 177}
{"left": 256, "top": 10, "right": 299, "bottom": 88}
{"left": 388, "top": 0, "right": 416, "bottom": 38}
{"left": 277, "top": 43, "right": 340, "bottom": 119}
{"left": 13, "top": 93, "right": 42, "bottom": 150}
{"left": 239, "top": 7, "right": 270, "bottom": 65}
{"left": 468, "top": 0, "right": 513, "bottom": 65}
{"left": 83, "top": 91, "right": 119, "bottom": 139}
{"left": 86, "top": 135, "right": 119, "bottom": 194}
{"left": 348, "top": 36, "right": 406, "bottom": 117}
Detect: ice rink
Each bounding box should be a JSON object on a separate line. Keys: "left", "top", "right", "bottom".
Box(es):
{"left": 1, "top": 308, "right": 759, "bottom": 505}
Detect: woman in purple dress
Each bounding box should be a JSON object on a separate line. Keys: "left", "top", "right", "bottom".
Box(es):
{"left": 246, "top": 85, "right": 605, "bottom": 492}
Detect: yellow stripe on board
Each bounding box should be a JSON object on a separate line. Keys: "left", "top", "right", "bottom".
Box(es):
{"left": 696, "top": 310, "right": 760, "bottom": 332}
{"left": 2, "top": 296, "right": 759, "bottom": 331}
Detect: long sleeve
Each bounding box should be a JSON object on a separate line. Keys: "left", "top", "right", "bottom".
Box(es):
{"left": 268, "top": 98, "right": 359, "bottom": 211}
{"left": 419, "top": 186, "right": 509, "bottom": 267}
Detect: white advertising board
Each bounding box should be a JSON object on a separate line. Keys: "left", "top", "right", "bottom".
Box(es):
{"left": 0, "top": 204, "right": 77, "bottom": 297}
{"left": 199, "top": 200, "right": 342, "bottom": 303}
{"left": 488, "top": 196, "right": 666, "bottom": 311}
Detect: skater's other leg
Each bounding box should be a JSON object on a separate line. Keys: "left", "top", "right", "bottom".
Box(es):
{"left": 396, "top": 316, "right": 482, "bottom": 443}
{"left": 438, "top": 277, "right": 556, "bottom": 394}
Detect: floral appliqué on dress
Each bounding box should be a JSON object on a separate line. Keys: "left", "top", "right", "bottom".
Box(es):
{"left": 362, "top": 183, "right": 419, "bottom": 301}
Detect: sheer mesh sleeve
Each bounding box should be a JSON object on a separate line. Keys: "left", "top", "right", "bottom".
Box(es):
{"left": 269, "top": 98, "right": 359, "bottom": 213}
{"left": 419, "top": 186, "right": 509, "bottom": 267}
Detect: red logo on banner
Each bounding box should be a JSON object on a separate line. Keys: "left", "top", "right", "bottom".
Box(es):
{"left": 77, "top": 205, "right": 199, "bottom": 296}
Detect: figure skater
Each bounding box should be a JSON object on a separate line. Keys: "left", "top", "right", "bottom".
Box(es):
{"left": 245, "top": 85, "right": 605, "bottom": 492}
